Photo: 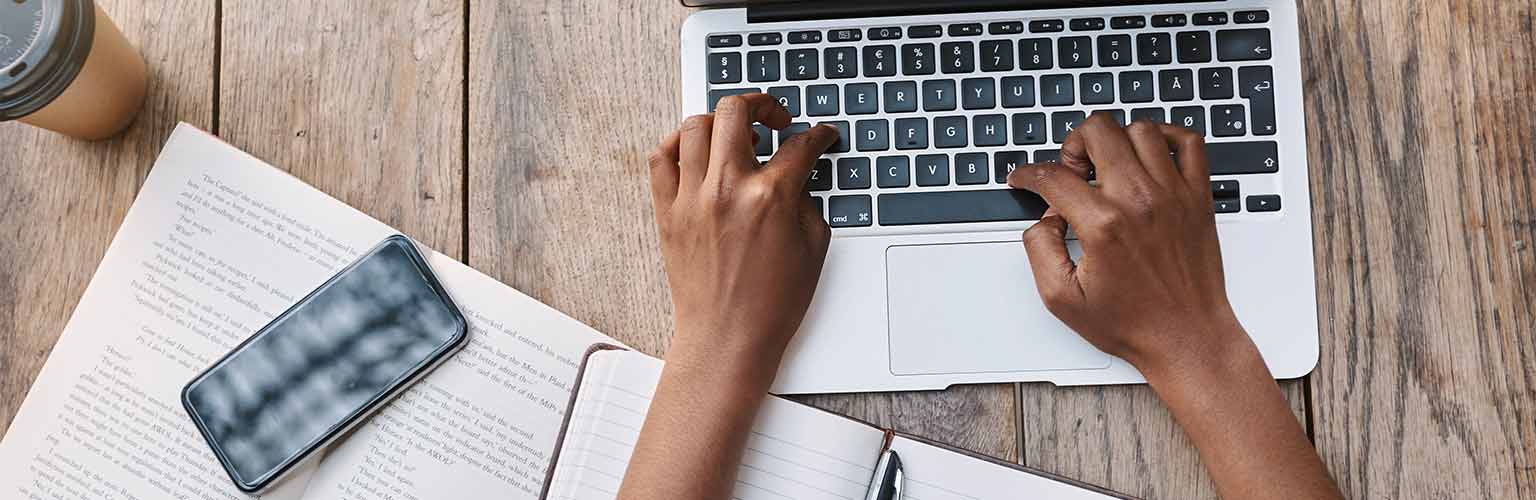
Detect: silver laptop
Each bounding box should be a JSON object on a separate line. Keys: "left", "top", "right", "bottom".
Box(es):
{"left": 679, "top": 0, "right": 1317, "bottom": 394}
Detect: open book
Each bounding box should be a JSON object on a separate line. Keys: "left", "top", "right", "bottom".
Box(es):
{"left": 0, "top": 124, "right": 617, "bottom": 500}
{"left": 542, "top": 346, "right": 1134, "bottom": 500}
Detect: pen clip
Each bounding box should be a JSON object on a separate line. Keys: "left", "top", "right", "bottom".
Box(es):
{"left": 865, "top": 444, "right": 904, "bottom": 500}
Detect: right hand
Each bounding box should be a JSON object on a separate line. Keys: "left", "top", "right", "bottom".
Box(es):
{"left": 1006, "top": 113, "right": 1249, "bottom": 374}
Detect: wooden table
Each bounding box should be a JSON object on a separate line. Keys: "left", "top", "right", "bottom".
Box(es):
{"left": 3, "top": 1, "right": 1533, "bottom": 498}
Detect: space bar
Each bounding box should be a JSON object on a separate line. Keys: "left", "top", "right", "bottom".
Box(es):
{"left": 878, "top": 190, "right": 1050, "bottom": 226}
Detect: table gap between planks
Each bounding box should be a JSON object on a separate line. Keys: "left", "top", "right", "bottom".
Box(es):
{"left": 1, "top": 1, "right": 1532, "bottom": 499}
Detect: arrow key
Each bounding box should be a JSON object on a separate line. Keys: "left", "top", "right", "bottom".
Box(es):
{"left": 1246, "top": 194, "right": 1281, "bottom": 213}
{"left": 1217, "top": 28, "right": 1272, "bottom": 61}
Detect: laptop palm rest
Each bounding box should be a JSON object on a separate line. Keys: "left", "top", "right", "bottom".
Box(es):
{"left": 885, "top": 241, "right": 1113, "bottom": 376}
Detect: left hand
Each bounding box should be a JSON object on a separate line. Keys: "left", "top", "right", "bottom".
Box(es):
{"left": 648, "top": 93, "right": 838, "bottom": 371}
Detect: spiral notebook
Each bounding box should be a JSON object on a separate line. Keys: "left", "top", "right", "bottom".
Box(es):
{"left": 539, "top": 345, "right": 1136, "bottom": 500}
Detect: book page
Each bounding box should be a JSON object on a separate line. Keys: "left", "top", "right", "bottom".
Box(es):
{"left": 543, "top": 350, "right": 888, "bottom": 500}
{"left": 0, "top": 124, "right": 613, "bottom": 500}
{"left": 888, "top": 436, "right": 1119, "bottom": 500}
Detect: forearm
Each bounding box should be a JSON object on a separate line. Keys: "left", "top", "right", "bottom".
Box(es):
{"left": 1141, "top": 330, "right": 1342, "bottom": 500}
{"left": 617, "top": 332, "right": 782, "bottom": 500}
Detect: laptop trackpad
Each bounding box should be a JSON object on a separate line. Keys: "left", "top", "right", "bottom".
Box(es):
{"left": 886, "top": 241, "right": 1113, "bottom": 376}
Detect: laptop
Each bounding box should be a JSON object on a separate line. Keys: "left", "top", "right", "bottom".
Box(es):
{"left": 679, "top": 0, "right": 1317, "bottom": 394}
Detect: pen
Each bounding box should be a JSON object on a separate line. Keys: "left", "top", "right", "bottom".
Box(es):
{"left": 865, "top": 449, "right": 904, "bottom": 500}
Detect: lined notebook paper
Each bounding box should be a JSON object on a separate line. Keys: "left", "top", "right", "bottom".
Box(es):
{"left": 542, "top": 349, "right": 1124, "bottom": 500}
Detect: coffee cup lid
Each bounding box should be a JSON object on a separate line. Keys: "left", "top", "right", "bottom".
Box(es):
{"left": 0, "top": 0, "right": 95, "bottom": 121}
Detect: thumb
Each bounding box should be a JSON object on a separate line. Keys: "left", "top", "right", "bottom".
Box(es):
{"left": 1022, "top": 213, "right": 1083, "bottom": 316}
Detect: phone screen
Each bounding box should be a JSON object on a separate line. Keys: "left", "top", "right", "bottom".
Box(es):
{"left": 182, "top": 236, "right": 466, "bottom": 491}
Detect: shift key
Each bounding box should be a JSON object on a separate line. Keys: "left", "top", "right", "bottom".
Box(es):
{"left": 1205, "top": 141, "right": 1279, "bottom": 175}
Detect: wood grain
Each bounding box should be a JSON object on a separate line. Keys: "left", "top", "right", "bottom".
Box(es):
{"left": 219, "top": 0, "right": 465, "bottom": 257}
{"left": 1300, "top": 0, "right": 1536, "bottom": 498}
{"left": 0, "top": 0, "right": 215, "bottom": 435}
{"left": 465, "top": 0, "right": 1019, "bottom": 462}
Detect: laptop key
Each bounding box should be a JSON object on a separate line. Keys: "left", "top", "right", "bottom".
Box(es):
{"left": 864, "top": 45, "right": 898, "bottom": 77}
{"left": 787, "top": 49, "right": 819, "bottom": 80}
{"left": 1001, "top": 76, "right": 1036, "bottom": 107}
{"left": 1019, "top": 38, "right": 1054, "bottom": 70}
{"left": 1130, "top": 107, "right": 1166, "bottom": 123}
{"left": 748, "top": 51, "right": 780, "bottom": 82}
{"left": 1012, "top": 113, "right": 1047, "bottom": 145}
{"left": 994, "top": 151, "right": 1029, "bottom": 183}
{"left": 1041, "top": 74, "right": 1075, "bottom": 106}
{"left": 1207, "top": 141, "right": 1279, "bottom": 174}
{"left": 806, "top": 85, "right": 839, "bottom": 116}
{"left": 1035, "top": 149, "right": 1061, "bottom": 163}
{"left": 807, "top": 158, "right": 832, "bottom": 191}
{"left": 1211, "top": 180, "right": 1240, "bottom": 199}
{"left": 1070, "top": 18, "right": 1106, "bottom": 31}
{"left": 811, "top": 196, "right": 824, "bottom": 219}
{"left": 1120, "top": 71, "right": 1155, "bottom": 103}
{"left": 1215, "top": 199, "right": 1240, "bottom": 213}
{"left": 1052, "top": 111, "right": 1087, "bottom": 144}
{"left": 1211, "top": 104, "right": 1247, "bottom": 137}
{"left": 823, "top": 120, "right": 851, "bottom": 152}
{"left": 878, "top": 190, "right": 1050, "bottom": 225}
{"left": 973, "top": 114, "right": 1008, "bottom": 146}
{"left": 1059, "top": 36, "right": 1093, "bottom": 68}
{"left": 1151, "top": 14, "right": 1188, "bottom": 28}
{"left": 789, "top": 30, "right": 822, "bottom": 44}
{"left": 990, "top": 21, "right": 1025, "bottom": 35}
{"left": 922, "top": 80, "right": 958, "bottom": 111}
{"left": 1098, "top": 34, "right": 1132, "bottom": 67}
{"left": 1080, "top": 73, "right": 1115, "bottom": 105}
{"left": 828, "top": 29, "right": 862, "bottom": 42}
{"left": 768, "top": 86, "right": 801, "bottom": 117}
{"left": 902, "top": 43, "right": 936, "bottom": 75}
{"left": 838, "top": 158, "right": 872, "bottom": 189}
{"left": 1236, "top": 10, "right": 1270, "bottom": 24}
{"left": 895, "top": 118, "right": 929, "bottom": 149}
{"left": 845, "top": 83, "right": 879, "bottom": 114}
{"left": 1103, "top": 109, "right": 1128, "bottom": 126}
{"left": 1246, "top": 194, "right": 1281, "bottom": 212}
{"left": 981, "top": 40, "right": 1015, "bottom": 71}
{"left": 1030, "top": 19, "right": 1065, "bottom": 33}
{"left": 956, "top": 153, "right": 990, "bottom": 185}
{"left": 753, "top": 124, "right": 774, "bottom": 156}
{"left": 869, "top": 26, "right": 903, "bottom": 40}
{"left": 1171, "top": 106, "right": 1205, "bottom": 135}
{"left": 1199, "top": 67, "right": 1234, "bottom": 99}
{"left": 884, "top": 81, "right": 919, "bottom": 112}
{"left": 915, "top": 154, "right": 951, "bottom": 186}
{"left": 855, "top": 119, "right": 890, "bottom": 151}
{"left": 949, "top": 23, "right": 984, "bottom": 37}
{"left": 1159, "top": 69, "right": 1195, "bottom": 101}
{"left": 1177, "top": 32, "right": 1212, "bottom": 63}
{"left": 1217, "top": 29, "right": 1273, "bottom": 61}
{"left": 779, "top": 122, "right": 811, "bottom": 147}
{"left": 826, "top": 47, "right": 859, "bottom": 79}
{"left": 1239, "top": 65, "right": 1277, "bottom": 135}
{"left": 935, "top": 116, "right": 969, "bottom": 148}
{"left": 828, "top": 195, "right": 873, "bottom": 227}
{"left": 1137, "top": 33, "right": 1173, "bottom": 65}
{"left": 1194, "top": 12, "right": 1229, "bottom": 26}
{"left": 708, "top": 88, "right": 760, "bottom": 111}
{"left": 961, "top": 78, "right": 996, "bottom": 109}
{"left": 1111, "top": 16, "right": 1146, "bottom": 29}
{"left": 941, "top": 42, "right": 976, "bottom": 74}
{"left": 748, "top": 33, "right": 782, "bottom": 46}
{"left": 708, "top": 53, "right": 743, "bottom": 84}
{"left": 708, "top": 34, "right": 742, "bottom": 48}
{"left": 909, "top": 25, "right": 943, "bottom": 38}
{"left": 877, "top": 156, "right": 911, "bottom": 188}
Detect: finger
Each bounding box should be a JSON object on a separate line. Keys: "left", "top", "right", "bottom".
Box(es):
{"left": 765, "top": 125, "right": 838, "bottom": 190}
{"left": 648, "top": 131, "right": 682, "bottom": 218}
{"left": 1069, "top": 112, "right": 1154, "bottom": 191}
{"left": 708, "top": 94, "right": 793, "bottom": 183}
{"left": 799, "top": 196, "right": 832, "bottom": 256}
{"left": 1161, "top": 124, "right": 1211, "bottom": 191}
{"left": 1123, "top": 120, "right": 1180, "bottom": 191}
{"left": 677, "top": 114, "right": 715, "bottom": 191}
{"left": 1021, "top": 215, "right": 1083, "bottom": 316}
{"left": 1007, "top": 161, "right": 1104, "bottom": 222}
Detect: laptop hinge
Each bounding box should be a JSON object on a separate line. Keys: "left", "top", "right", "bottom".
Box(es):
{"left": 747, "top": 0, "right": 1206, "bottom": 23}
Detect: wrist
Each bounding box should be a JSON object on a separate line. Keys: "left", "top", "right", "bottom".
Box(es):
{"left": 1129, "top": 313, "right": 1258, "bottom": 386}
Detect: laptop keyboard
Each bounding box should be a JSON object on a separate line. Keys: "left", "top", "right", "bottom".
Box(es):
{"left": 703, "top": 10, "right": 1283, "bottom": 230}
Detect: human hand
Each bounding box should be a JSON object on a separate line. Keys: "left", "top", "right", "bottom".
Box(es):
{"left": 1007, "top": 113, "right": 1247, "bottom": 375}
{"left": 648, "top": 94, "right": 837, "bottom": 373}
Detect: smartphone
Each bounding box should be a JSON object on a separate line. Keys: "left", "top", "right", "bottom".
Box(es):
{"left": 181, "top": 235, "right": 468, "bottom": 493}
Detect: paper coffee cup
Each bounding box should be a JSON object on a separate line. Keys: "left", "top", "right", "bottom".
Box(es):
{"left": 0, "top": 0, "right": 147, "bottom": 140}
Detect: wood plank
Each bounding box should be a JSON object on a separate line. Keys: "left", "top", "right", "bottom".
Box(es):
{"left": 465, "top": 0, "right": 1018, "bottom": 461}
{"left": 219, "top": 0, "right": 465, "bottom": 257}
{"left": 0, "top": 0, "right": 215, "bottom": 436}
{"left": 1300, "top": 0, "right": 1536, "bottom": 498}
{"left": 1019, "top": 381, "right": 1307, "bottom": 499}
